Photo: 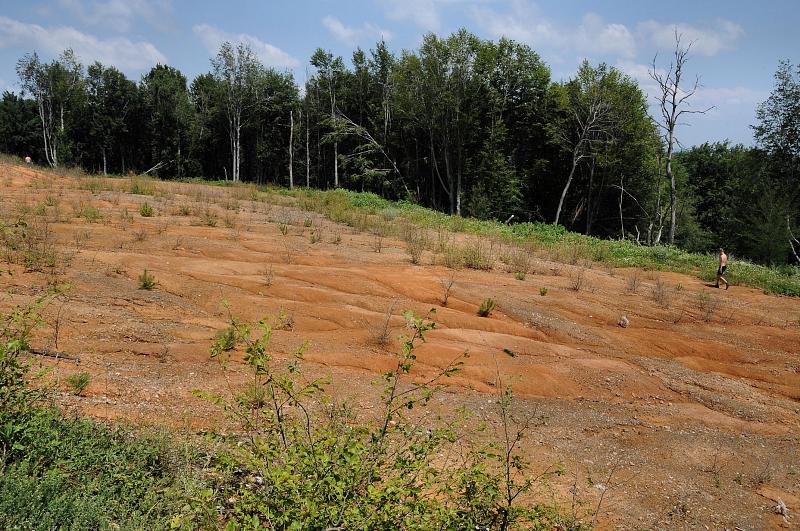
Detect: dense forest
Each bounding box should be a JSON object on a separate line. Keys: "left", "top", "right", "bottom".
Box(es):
{"left": 0, "top": 31, "right": 798, "bottom": 265}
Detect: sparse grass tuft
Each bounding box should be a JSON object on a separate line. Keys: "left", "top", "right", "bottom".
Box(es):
{"left": 697, "top": 291, "right": 719, "bottom": 322}
{"left": 369, "top": 299, "right": 397, "bottom": 345}
{"left": 461, "top": 241, "right": 493, "bottom": 270}
{"left": 477, "top": 297, "right": 496, "bottom": 317}
{"left": 65, "top": 371, "right": 91, "bottom": 396}
{"left": 651, "top": 278, "right": 671, "bottom": 308}
{"left": 74, "top": 203, "right": 103, "bottom": 222}
{"left": 405, "top": 230, "right": 427, "bottom": 265}
{"left": 440, "top": 275, "right": 456, "bottom": 307}
{"left": 626, "top": 273, "right": 641, "bottom": 294}
{"left": 199, "top": 208, "right": 218, "bottom": 227}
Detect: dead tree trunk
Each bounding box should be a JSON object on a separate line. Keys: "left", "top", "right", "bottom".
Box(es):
{"left": 289, "top": 109, "right": 294, "bottom": 189}
{"left": 650, "top": 29, "right": 713, "bottom": 244}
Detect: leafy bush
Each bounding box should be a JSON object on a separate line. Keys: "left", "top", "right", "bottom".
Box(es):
{"left": 0, "top": 298, "right": 215, "bottom": 529}
{"left": 540, "top": 287, "right": 548, "bottom": 296}
{"left": 196, "top": 309, "right": 580, "bottom": 530}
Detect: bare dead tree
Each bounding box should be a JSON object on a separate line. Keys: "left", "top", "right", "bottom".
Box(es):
{"left": 553, "top": 72, "right": 614, "bottom": 226}
{"left": 650, "top": 29, "right": 713, "bottom": 244}
{"left": 289, "top": 109, "right": 294, "bottom": 189}
{"left": 332, "top": 110, "right": 411, "bottom": 196}
{"left": 306, "top": 103, "right": 311, "bottom": 188}
{"left": 788, "top": 215, "right": 800, "bottom": 262}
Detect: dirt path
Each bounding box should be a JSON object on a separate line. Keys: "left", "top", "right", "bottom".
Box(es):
{"left": 1, "top": 162, "right": 798, "bottom": 529}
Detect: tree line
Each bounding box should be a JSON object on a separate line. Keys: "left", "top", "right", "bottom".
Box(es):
{"left": 0, "top": 31, "right": 797, "bottom": 265}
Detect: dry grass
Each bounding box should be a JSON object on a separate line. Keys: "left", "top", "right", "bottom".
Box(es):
{"left": 626, "top": 273, "right": 641, "bottom": 294}
{"left": 651, "top": 278, "right": 671, "bottom": 308}
{"left": 569, "top": 268, "right": 586, "bottom": 292}
{"left": 368, "top": 299, "right": 398, "bottom": 345}
{"left": 440, "top": 275, "right": 456, "bottom": 307}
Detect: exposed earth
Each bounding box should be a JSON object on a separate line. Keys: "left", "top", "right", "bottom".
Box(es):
{"left": 1, "top": 162, "right": 798, "bottom": 529}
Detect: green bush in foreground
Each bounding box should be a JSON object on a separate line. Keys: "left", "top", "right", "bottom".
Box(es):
{"left": 194, "top": 307, "right": 586, "bottom": 530}
{"left": 1, "top": 297, "right": 591, "bottom": 529}
{"left": 0, "top": 296, "right": 214, "bottom": 529}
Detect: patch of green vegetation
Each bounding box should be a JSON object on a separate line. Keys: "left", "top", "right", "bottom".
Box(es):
{"left": 478, "top": 297, "right": 496, "bottom": 317}
{"left": 74, "top": 203, "right": 103, "bottom": 222}
{"left": 1, "top": 297, "right": 591, "bottom": 530}
{"left": 0, "top": 296, "right": 214, "bottom": 529}
{"left": 282, "top": 187, "right": 800, "bottom": 297}
{"left": 138, "top": 202, "right": 155, "bottom": 217}
{"left": 138, "top": 269, "right": 157, "bottom": 290}
{"left": 65, "top": 370, "right": 91, "bottom": 395}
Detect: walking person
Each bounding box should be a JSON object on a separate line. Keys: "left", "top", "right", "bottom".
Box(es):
{"left": 716, "top": 247, "right": 729, "bottom": 289}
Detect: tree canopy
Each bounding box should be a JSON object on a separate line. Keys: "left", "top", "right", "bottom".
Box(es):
{"left": 2, "top": 32, "right": 798, "bottom": 265}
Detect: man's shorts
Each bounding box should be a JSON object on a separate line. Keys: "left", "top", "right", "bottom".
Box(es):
{"left": 718, "top": 266, "right": 727, "bottom": 275}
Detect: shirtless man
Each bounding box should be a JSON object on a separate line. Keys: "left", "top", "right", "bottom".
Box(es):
{"left": 716, "top": 248, "right": 729, "bottom": 289}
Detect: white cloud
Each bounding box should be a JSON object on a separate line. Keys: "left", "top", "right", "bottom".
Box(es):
{"left": 574, "top": 13, "right": 635, "bottom": 58}
{"left": 473, "top": 3, "right": 636, "bottom": 59}
{"left": 694, "top": 86, "right": 765, "bottom": 106}
{"left": 192, "top": 24, "right": 299, "bottom": 68}
{"left": 322, "top": 16, "right": 393, "bottom": 45}
{"left": 637, "top": 19, "right": 744, "bottom": 56}
{"left": 471, "top": 0, "right": 561, "bottom": 45}
{"left": 57, "top": 0, "right": 173, "bottom": 33}
{"left": 0, "top": 15, "right": 166, "bottom": 70}
{"left": 382, "top": 0, "right": 442, "bottom": 31}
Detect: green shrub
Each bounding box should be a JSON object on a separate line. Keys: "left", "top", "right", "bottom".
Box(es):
{"left": 75, "top": 203, "right": 102, "bottom": 222}
{"left": 197, "top": 309, "right": 580, "bottom": 530}
{"left": 138, "top": 269, "right": 157, "bottom": 290}
{"left": 138, "top": 202, "right": 154, "bottom": 217}
{"left": 65, "top": 371, "right": 91, "bottom": 395}
{"left": 540, "top": 287, "right": 548, "bottom": 296}
{"left": 0, "top": 298, "right": 215, "bottom": 529}
{"left": 478, "top": 297, "right": 496, "bottom": 317}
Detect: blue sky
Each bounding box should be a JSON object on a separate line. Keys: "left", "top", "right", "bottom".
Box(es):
{"left": 0, "top": 0, "right": 797, "bottom": 147}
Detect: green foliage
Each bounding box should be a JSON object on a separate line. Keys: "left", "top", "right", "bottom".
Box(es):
{"left": 478, "top": 297, "right": 496, "bottom": 317}
{"left": 138, "top": 202, "right": 155, "bottom": 217}
{"left": 74, "top": 203, "right": 102, "bottom": 222}
{"left": 0, "top": 299, "right": 214, "bottom": 529}
{"left": 137, "top": 269, "right": 157, "bottom": 290}
{"left": 195, "top": 308, "right": 583, "bottom": 529}
{"left": 539, "top": 287, "right": 548, "bottom": 296}
{"left": 281, "top": 185, "right": 800, "bottom": 295}
{"left": 65, "top": 371, "right": 91, "bottom": 395}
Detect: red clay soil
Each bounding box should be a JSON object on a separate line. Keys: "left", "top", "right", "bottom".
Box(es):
{"left": 1, "top": 162, "right": 798, "bottom": 529}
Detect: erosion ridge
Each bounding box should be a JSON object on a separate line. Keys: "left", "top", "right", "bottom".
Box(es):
{"left": 1, "top": 162, "right": 798, "bottom": 528}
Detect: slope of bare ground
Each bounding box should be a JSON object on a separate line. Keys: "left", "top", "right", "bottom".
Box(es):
{"left": 1, "top": 162, "right": 798, "bottom": 529}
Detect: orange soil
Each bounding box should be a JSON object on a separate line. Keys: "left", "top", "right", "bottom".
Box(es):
{"left": 1, "top": 162, "right": 798, "bottom": 529}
